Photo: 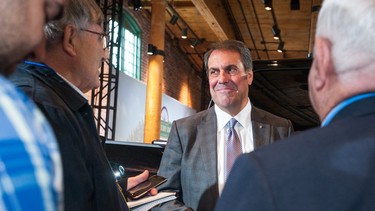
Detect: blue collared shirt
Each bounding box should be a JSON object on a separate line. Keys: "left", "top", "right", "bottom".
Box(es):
{"left": 0, "top": 76, "right": 63, "bottom": 210}
{"left": 321, "top": 93, "right": 375, "bottom": 127}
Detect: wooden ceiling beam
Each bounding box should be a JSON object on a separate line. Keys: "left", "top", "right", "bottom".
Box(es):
{"left": 142, "top": 1, "right": 195, "bottom": 8}
{"left": 190, "top": 0, "right": 235, "bottom": 41}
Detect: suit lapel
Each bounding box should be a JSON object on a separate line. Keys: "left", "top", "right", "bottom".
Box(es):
{"left": 251, "top": 106, "right": 271, "bottom": 148}
{"left": 196, "top": 108, "right": 219, "bottom": 194}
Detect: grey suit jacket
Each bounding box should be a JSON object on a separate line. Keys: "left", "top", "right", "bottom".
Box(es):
{"left": 155, "top": 106, "right": 293, "bottom": 211}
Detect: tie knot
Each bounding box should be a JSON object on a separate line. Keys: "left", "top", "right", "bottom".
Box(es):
{"left": 228, "top": 118, "right": 237, "bottom": 129}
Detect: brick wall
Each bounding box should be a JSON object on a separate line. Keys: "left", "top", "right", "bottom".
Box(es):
{"left": 126, "top": 7, "right": 207, "bottom": 112}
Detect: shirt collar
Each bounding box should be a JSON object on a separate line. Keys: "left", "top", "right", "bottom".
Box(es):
{"left": 55, "top": 72, "right": 87, "bottom": 100}
{"left": 215, "top": 98, "right": 252, "bottom": 131}
{"left": 321, "top": 93, "right": 375, "bottom": 127}
{"left": 23, "top": 60, "right": 88, "bottom": 100}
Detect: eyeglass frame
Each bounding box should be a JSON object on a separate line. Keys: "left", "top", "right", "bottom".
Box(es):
{"left": 80, "top": 29, "right": 109, "bottom": 49}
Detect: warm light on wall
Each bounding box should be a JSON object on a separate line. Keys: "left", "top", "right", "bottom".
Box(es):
{"left": 178, "top": 81, "right": 193, "bottom": 108}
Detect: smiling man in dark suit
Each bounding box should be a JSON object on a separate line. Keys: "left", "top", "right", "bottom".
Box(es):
{"left": 155, "top": 40, "right": 293, "bottom": 210}
{"left": 216, "top": 0, "right": 375, "bottom": 210}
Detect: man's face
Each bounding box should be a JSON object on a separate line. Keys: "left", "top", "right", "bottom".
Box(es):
{"left": 207, "top": 49, "right": 253, "bottom": 115}
{"left": 0, "top": 0, "right": 64, "bottom": 75}
{"left": 74, "top": 22, "right": 106, "bottom": 93}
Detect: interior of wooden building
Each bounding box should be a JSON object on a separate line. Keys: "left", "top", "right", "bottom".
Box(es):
{"left": 92, "top": 0, "right": 322, "bottom": 149}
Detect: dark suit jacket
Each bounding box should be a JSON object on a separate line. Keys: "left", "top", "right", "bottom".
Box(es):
{"left": 216, "top": 96, "right": 375, "bottom": 211}
{"left": 156, "top": 106, "right": 293, "bottom": 211}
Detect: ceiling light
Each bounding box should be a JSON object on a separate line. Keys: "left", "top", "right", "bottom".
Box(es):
{"left": 272, "top": 25, "right": 280, "bottom": 40}
{"left": 190, "top": 39, "right": 199, "bottom": 48}
{"left": 169, "top": 15, "right": 178, "bottom": 25}
{"left": 262, "top": 0, "right": 272, "bottom": 10}
{"left": 277, "top": 41, "right": 284, "bottom": 53}
{"left": 265, "top": 3, "right": 272, "bottom": 10}
{"left": 147, "top": 44, "right": 156, "bottom": 55}
{"left": 181, "top": 28, "right": 188, "bottom": 39}
{"left": 147, "top": 44, "right": 165, "bottom": 56}
{"left": 133, "top": 0, "right": 142, "bottom": 11}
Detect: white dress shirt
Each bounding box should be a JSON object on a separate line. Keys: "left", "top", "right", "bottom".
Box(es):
{"left": 216, "top": 99, "right": 254, "bottom": 194}
{"left": 55, "top": 72, "right": 88, "bottom": 100}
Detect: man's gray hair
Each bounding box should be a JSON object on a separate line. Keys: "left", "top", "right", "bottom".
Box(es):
{"left": 44, "top": 0, "right": 103, "bottom": 48}
{"left": 203, "top": 40, "right": 253, "bottom": 75}
{"left": 316, "top": 0, "right": 375, "bottom": 73}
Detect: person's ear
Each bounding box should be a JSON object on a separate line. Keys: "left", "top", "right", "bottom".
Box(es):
{"left": 62, "top": 25, "right": 78, "bottom": 56}
{"left": 247, "top": 69, "right": 253, "bottom": 85}
{"left": 312, "top": 37, "right": 334, "bottom": 91}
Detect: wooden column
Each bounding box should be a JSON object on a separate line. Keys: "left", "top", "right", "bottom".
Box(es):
{"left": 144, "top": 0, "right": 166, "bottom": 143}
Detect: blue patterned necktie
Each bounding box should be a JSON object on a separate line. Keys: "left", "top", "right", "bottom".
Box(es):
{"left": 225, "top": 118, "right": 242, "bottom": 180}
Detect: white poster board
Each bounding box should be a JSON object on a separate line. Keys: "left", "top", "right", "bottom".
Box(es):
{"left": 115, "top": 72, "right": 196, "bottom": 143}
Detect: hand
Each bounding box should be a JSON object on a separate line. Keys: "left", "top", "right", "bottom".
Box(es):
{"left": 127, "top": 170, "right": 158, "bottom": 196}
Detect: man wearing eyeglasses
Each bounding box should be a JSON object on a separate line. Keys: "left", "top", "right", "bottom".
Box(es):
{"left": 0, "top": 0, "right": 64, "bottom": 210}
{"left": 9, "top": 0, "right": 155, "bottom": 210}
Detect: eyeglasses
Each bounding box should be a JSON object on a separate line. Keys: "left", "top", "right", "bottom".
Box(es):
{"left": 81, "top": 29, "right": 109, "bottom": 49}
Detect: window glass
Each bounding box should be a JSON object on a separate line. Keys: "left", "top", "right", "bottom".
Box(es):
{"left": 109, "top": 10, "right": 141, "bottom": 79}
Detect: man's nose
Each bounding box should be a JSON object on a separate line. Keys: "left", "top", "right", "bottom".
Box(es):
{"left": 102, "top": 48, "right": 109, "bottom": 63}
{"left": 217, "top": 70, "right": 230, "bottom": 83}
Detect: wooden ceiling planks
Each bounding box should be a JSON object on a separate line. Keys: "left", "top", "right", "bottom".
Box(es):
{"left": 143, "top": 0, "right": 319, "bottom": 69}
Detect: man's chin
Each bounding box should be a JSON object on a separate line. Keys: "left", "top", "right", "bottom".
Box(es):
{"left": 215, "top": 98, "right": 234, "bottom": 108}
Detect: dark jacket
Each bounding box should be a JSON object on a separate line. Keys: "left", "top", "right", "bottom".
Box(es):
{"left": 216, "top": 96, "right": 375, "bottom": 211}
{"left": 10, "top": 62, "right": 128, "bottom": 211}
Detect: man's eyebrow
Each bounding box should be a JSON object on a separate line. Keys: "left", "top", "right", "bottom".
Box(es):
{"left": 208, "top": 65, "right": 238, "bottom": 70}
{"left": 223, "top": 64, "right": 238, "bottom": 70}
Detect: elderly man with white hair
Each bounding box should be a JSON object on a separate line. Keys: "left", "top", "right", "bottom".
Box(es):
{"left": 215, "top": 0, "right": 375, "bottom": 210}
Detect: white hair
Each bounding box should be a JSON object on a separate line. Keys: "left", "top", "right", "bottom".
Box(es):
{"left": 44, "top": 0, "right": 103, "bottom": 48}
{"left": 316, "top": 0, "right": 375, "bottom": 74}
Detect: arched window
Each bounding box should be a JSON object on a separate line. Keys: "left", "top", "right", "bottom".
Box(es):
{"left": 110, "top": 10, "right": 141, "bottom": 79}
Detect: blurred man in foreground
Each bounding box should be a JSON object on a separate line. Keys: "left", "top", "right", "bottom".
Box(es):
{"left": 0, "top": 0, "right": 64, "bottom": 210}
{"left": 10, "top": 0, "right": 155, "bottom": 210}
